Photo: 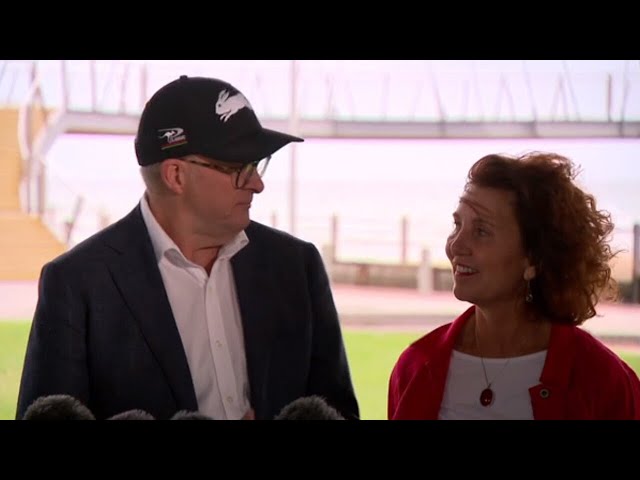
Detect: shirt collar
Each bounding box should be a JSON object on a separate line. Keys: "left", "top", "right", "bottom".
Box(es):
{"left": 139, "top": 194, "right": 248, "bottom": 265}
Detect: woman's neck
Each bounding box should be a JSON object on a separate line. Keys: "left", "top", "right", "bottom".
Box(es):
{"left": 457, "top": 304, "right": 550, "bottom": 358}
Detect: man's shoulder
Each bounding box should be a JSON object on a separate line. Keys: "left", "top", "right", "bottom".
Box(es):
{"left": 47, "top": 206, "right": 141, "bottom": 268}
{"left": 246, "top": 221, "right": 313, "bottom": 248}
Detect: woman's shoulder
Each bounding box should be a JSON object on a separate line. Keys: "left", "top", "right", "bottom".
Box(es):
{"left": 401, "top": 323, "right": 451, "bottom": 358}
{"left": 395, "top": 307, "right": 474, "bottom": 371}
{"left": 564, "top": 324, "right": 625, "bottom": 359}
{"left": 556, "top": 324, "right": 640, "bottom": 417}
{"left": 555, "top": 323, "right": 639, "bottom": 379}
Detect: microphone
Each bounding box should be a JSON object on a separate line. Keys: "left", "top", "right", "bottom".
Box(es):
{"left": 170, "top": 410, "right": 215, "bottom": 420}
{"left": 107, "top": 409, "right": 156, "bottom": 420}
{"left": 22, "top": 394, "right": 95, "bottom": 420}
{"left": 274, "top": 396, "right": 345, "bottom": 420}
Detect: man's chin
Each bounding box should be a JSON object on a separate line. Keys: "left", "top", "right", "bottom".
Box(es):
{"left": 235, "top": 216, "right": 251, "bottom": 231}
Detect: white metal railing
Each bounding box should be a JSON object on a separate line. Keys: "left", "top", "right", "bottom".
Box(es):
{"left": 2, "top": 60, "right": 640, "bottom": 250}
{"left": 2, "top": 60, "right": 640, "bottom": 122}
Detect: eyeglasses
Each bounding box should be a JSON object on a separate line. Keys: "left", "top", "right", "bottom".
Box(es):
{"left": 180, "top": 155, "right": 271, "bottom": 189}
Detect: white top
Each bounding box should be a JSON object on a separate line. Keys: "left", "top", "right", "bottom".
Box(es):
{"left": 438, "top": 349, "right": 547, "bottom": 420}
{"left": 140, "top": 195, "right": 251, "bottom": 420}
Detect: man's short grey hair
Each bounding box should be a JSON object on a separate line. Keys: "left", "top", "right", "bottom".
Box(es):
{"left": 139, "top": 163, "right": 166, "bottom": 194}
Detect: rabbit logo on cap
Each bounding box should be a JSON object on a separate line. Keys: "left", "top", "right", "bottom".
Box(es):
{"left": 215, "top": 89, "right": 253, "bottom": 122}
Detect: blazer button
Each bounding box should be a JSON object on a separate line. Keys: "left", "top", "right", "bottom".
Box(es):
{"left": 539, "top": 388, "right": 550, "bottom": 399}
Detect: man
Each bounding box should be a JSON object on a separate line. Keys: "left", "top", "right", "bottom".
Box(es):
{"left": 16, "top": 75, "right": 359, "bottom": 420}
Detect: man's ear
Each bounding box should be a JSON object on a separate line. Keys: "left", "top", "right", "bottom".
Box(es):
{"left": 160, "top": 158, "right": 186, "bottom": 193}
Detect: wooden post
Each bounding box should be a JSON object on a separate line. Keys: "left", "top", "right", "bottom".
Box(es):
{"left": 633, "top": 223, "right": 640, "bottom": 304}
{"left": 270, "top": 211, "right": 277, "bottom": 228}
{"left": 140, "top": 63, "right": 148, "bottom": 111}
{"left": 89, "top": 60, "right": 97, "bottom": 111}
{"left": 288, "top": 60, "right": 299, "bottom": 236}
{"left": 330, "top": 214, "right": 338, "bottom": 261}
{"left": 119, "top": 62, "right": 129, "bottom": 114}
{"left": 606, "top": 73, "right": 612, "bottom": 122}
{"left": 401, "top": 216, "right": 409, "bottom": 264}
{"left": 417, "top": 248, "right": 432, "bottom": 294}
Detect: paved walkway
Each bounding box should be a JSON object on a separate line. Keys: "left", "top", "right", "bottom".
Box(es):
{"left": 332, "top": 284, "right": 640, "bottom": 351}
{"left": 0, "top": 281, "right": 40, "bottom": 320}
{"left": 3, "top": 280, "right": 640, "bottom": 348}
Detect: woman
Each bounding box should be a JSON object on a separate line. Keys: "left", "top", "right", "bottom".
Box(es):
{"left": 388, "top": 151, "right": 640, "bottom": 420}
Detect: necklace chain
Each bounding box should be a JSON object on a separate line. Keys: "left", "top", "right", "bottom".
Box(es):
{"left": 475, "top": 323, "right": 511, "bottom": 389}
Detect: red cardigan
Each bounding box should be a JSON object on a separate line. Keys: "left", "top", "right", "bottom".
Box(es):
{"left": 388, "top": 306, "right": 640, "bottom": 420}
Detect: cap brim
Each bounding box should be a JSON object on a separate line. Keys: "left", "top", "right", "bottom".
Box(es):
{"left": 211, "top": 127, "right": 304, "bottom": 164}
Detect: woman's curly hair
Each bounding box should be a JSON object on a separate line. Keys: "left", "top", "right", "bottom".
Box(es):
{"left": 467, "top": 151, "right": 619, "bottom": 325}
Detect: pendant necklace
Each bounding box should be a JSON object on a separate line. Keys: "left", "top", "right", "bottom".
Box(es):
{"left": 475, "top": 326, "right": 512, "bottom": 407}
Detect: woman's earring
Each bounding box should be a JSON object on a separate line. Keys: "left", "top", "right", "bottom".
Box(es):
{"left": 525, "top": 279, "right": 533, "bottom": 303}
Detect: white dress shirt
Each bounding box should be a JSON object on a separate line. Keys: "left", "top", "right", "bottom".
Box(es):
{"left": 140, "top": 195, "right": 251, "bottom": 420}
{"left": 439, "top": 349, "right": 547, "bottom": 420}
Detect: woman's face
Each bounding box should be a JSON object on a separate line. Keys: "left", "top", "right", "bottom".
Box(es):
{"left": 445, "top": 184, "right": 534, "bottom": 308}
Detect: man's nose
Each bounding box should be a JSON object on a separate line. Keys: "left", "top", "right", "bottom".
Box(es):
{"left": 243, "top": 171, "right": 264, "bottom": 193}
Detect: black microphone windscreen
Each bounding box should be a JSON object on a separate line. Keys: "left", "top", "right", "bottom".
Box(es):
{"left": 107, "top": 409, "right": 156, "bottom": 420}
{"left": 274, "top": 396, "right": 345, "bottom": 420}
{"left": 22, "top": 394, "right": 95, "bottom": 420}
{"left": 170, "top": 410, "right": 215, "bottom": 420}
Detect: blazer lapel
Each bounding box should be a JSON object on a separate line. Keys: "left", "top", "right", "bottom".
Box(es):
{"left": 105, "top": 206, "right": 198, "bottom": 411}
{"left": 231, "top": 228, "right": 276, "bottom": 418}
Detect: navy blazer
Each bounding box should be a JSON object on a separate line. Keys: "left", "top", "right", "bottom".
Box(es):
{"left": 16, "top": 205, "right": 359, "bottom": 420}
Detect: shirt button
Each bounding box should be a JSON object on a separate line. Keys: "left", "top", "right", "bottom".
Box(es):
{"left": 539, "top": 388, "right": 550, "bottom": 399}
{"left": 216, "top": 340, "right": 222, "bottom": 348}
{"left": 226, "top": 396, "right": 234, "bottom": 404}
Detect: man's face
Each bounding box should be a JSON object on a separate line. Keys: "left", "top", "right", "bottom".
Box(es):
{"left": 180, "top": 155, "right": 265, "bottom": 240}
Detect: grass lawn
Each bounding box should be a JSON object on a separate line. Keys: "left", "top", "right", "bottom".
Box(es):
{"left": 343, "top": 330, "right": 640, "bottom": 419}
{"left": 1, "top": 322, "right": 639, "bottom": 420}
{"left": 0, "top": 321, "right": 30, "bottom": 420}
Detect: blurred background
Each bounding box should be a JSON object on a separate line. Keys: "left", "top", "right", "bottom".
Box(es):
{"left": 1, "top": 60, "right": 639, "bottom": 296}
{"left": 1, "top": 60, "right": 639, "bottom": 419}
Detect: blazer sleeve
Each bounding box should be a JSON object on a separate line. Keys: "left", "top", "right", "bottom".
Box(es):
{"left": 303, "top": 242, "right": 360, "bottom": 420}
{"left": 16, "top": 261, "right": 90, "bottom": 419}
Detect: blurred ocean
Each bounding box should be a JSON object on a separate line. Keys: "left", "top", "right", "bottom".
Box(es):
{"left": 44, "top": 135, "right": 640, "bottom": 278}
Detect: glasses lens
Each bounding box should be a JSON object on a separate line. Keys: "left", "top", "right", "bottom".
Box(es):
{"left": 237, "top": 164, "right": 253, "bottom": 188}
{"left": 236, "top": 156, "right": 271, "bottom": 188}
{"left": 256, "top": 155, "right": 271, "bottom": 176}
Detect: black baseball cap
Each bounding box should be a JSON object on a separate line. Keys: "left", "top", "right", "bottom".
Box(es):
{"left": 135, "top": 75, "right": 303, "bottom": 166}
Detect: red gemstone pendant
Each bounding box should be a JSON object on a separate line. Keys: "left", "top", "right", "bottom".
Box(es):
{"left": 480, "top": 388, "right": 494, "bottom": 406}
